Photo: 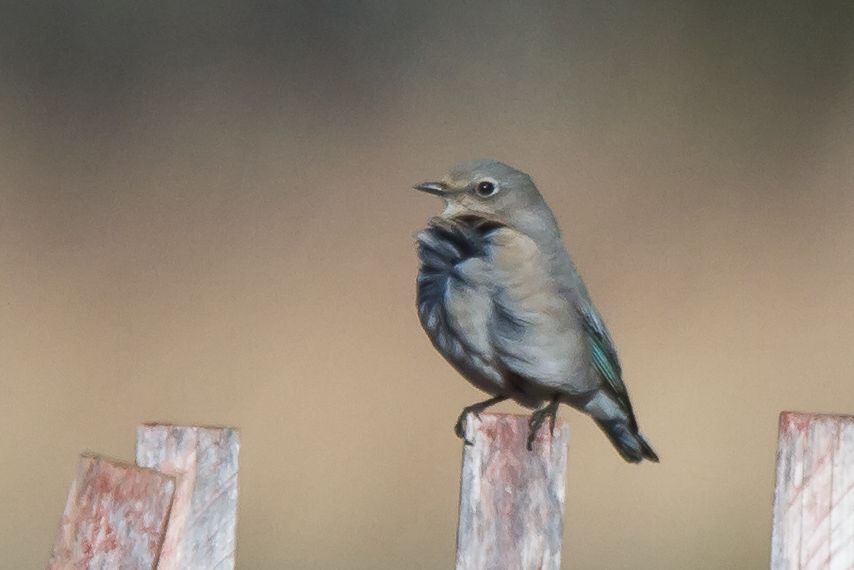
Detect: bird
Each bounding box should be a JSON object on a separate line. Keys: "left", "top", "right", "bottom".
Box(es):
{"left": 412, "top": 159, "right": 658, "bottom": 463}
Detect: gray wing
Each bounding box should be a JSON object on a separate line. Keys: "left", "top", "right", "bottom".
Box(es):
{"left": 485, "top": 228, "right": 640, "bottom": 424}
{"left": 485, "top": 228, "right": 596, "bottom": 397}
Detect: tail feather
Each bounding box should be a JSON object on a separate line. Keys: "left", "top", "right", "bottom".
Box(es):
{"left": 596, "top": 419, "right": 659, "bottom": 463}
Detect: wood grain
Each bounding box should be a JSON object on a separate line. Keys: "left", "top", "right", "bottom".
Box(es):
{"left": 46, "top": 454, "right": 175, "bottom": 570}
{"left": 771, "top": 412, "right": 854, "bottom": 570}
{"left": 456, "top": 412, "right": 569, "bottom": 570}
{"left": 136, "top": 424, "right": 240, "bottom": 570}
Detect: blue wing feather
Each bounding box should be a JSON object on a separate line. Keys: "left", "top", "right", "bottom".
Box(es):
{"left": 580, "top": 309, "right": 637, "bottom": 423}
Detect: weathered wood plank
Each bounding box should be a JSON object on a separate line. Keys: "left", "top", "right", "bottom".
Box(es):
{"left": 829, "top": 420, "right": 854, "bottom": 570}
{"left": 456, "top": 412, "right": 569, "bottom": 570}
{"left": 46, "top": 454, "right": 175, "bottom": 570}
{"left": 136, "top": 424, "right": 240, "bottom": 570}
{"left": 771, "top": 412, "right": 854, "bottom": 570}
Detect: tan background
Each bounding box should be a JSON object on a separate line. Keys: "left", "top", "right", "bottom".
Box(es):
{"left": 2, "top": 1, "right": 853, "bottom": 568}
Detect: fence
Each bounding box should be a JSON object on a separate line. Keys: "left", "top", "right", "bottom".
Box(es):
{"left": 44, "top": 411, "right": 853, "bottom": 569}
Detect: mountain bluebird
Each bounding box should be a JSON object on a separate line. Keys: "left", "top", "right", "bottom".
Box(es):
{"left": 413, "top": 159, "right": 658, "bottom": 463}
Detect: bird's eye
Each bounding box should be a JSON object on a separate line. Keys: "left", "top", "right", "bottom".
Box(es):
{"left": 475, "top": 181, "right": 498, "bottom": 197}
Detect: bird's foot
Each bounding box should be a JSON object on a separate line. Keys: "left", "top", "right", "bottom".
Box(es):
{"left": 454, "top": 411, "right": 474, "bottom": 445}
{"left": 527, "top": 397, "right": 560, "bottom": 451}
{"left": 454, "top": 396, "right": 508, "bottom": 445}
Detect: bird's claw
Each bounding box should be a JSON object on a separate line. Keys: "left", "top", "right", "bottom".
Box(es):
{"left": 527, "top": 399, "right": 560, "bottom": 451}
{"left": 453, "top": 396, "right": 508, "bottom": 446}
{"left": 454, "top": 409, "right": 478, "bottom": 445}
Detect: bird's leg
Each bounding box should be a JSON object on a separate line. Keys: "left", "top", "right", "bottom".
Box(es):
{"left": 527, "top": 396, "right": 561, "bottom": 451}
{"left": 455, "top": 396, "right": 508, "bottom": 445}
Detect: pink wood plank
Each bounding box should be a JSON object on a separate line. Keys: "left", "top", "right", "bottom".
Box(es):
{"left": 771, "top": 412, "right": 854, "bottom": 570}
{"left": 46, "top": 454, "right": 175, "bottom": 570}
{"left": 456, "top": 412, "right": 569, "bottom": 570}
{"left": 135, "top": 424, "right": 240, "bottom": 570}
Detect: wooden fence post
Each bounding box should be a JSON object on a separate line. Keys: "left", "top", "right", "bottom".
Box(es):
{"left": 771, "top": 411, "right": 854, "bottom": 570}
{"left": 46, "top": 454, "right": 176, "bottom": 570}
{"left": 136, "top": 424, "right": 240, "bottom": 570}
{"left": 456, "top": 412, "right": 569, "bottom": 570}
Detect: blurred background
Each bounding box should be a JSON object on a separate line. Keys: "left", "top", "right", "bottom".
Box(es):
{"left": 1, "top": 0, "right": 853, "bottom": 568}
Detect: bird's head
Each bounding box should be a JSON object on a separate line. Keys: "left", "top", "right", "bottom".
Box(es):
{"left": 414, "top": 159, "right": 561, "bottom": 241}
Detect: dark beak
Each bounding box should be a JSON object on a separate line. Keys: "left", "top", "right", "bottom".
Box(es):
{"left": 413, "top": 181, "right": 449, "bottom": 196}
